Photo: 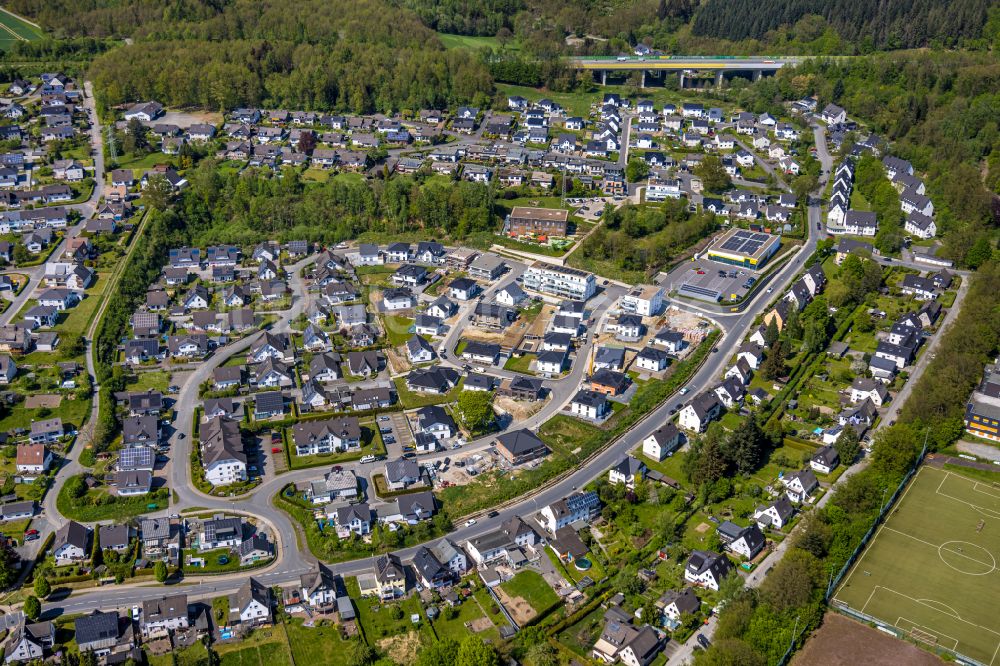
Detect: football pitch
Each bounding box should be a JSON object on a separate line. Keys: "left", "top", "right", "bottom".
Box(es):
{"left": 834, "top": 465, "right": 1000, "bottom": 664}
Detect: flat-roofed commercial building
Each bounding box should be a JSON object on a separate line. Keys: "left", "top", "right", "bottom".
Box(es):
{"left": 706, "top": 227, "right": 781, "bottom": 269}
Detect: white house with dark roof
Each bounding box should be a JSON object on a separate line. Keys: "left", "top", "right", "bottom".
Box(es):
{"left": 754, "top": 495, "right": 795, "bottom": 530}
{"left": 782, "top": 469, "right": 819, "bottom": 503}
{"left": 716, "top": 521, "right": 765, "bottom": 559}
{"left": 678, "top": 391, "right": 722, "bottom": 432}
{"left": 810, "top": 445, "right": 841, "bottom": 474}
{"left": 684, "top": 550, "right": 732, "bottom": 591}
{"left": 642, "top": 423, "right": 681, "bottom": 461}
{"left": 608, "top": 456, "right": 646, "bottom": 489}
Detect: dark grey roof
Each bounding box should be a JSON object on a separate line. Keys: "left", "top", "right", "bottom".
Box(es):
{"left": 660, "top": 587, "right": 700, "bottom": 615}
{"left": 496, "top": 429, "right": 548, "bottom": 456}
{"left": 385, "top": 458, "right": 421, "bottom": 484}
{"left": 254, "top": 391, "right": 285, "bottom": 414}
{"left": 374, "top": 553, "right": 405, "bottom": 583}
{"left": 572, "top": 389, "right": 607, "bottom": 408}
{"left": 99, "top": 524, "right": 131, "bottom": 549}
{"left": 75, "top": 611, "right": 119, "bottom": 646}
{"left": 396, "top": 491, "right": 437, "bottom": 519}
{"left": 412, "top": 546, "right": 448, "bottom": 582}
{"left": 613, "top": 455, "right": 646, "bottom": 477}
{"left": 55, "top": 520, "right": 89, "bottom": 551}
{"left": 143, "top": 594, "right": 188, "bottom": 622}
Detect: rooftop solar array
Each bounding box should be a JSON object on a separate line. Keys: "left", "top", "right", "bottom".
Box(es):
{"left": 717, "top": 229, "right": 772, "bottom": 257}
{"left": 678, "top": 283, "right": 722, "bottom": 302}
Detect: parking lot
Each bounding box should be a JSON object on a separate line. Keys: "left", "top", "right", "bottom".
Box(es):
{"left": 378, "top": 412, "right": 413, "bottom": 456}
{"left": 662, "top": 257, "right": 761, "bottom": 303}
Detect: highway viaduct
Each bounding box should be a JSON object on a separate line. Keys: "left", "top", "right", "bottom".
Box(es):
{"left": 569, "top": 56, "right": 806, "bottom": 88}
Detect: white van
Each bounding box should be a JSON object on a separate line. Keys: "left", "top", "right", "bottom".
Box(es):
{"left": 360, "top": 455, "right": 376, "bottom": 464}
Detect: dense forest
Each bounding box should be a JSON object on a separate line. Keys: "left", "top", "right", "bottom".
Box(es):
{"left": 175, "top": 161, "right": 495, "bottom": 245}
{"left": 89, "top": 38, "right": 492, "bottom": 113}
{"left": 401, "top": 0, "right": 523, "bottom": 36}
{"left": 692, "top": 0, "right": 991, "bottom": 50}
{"left": 13, "top": 0, "right": 494, "bottom": 113}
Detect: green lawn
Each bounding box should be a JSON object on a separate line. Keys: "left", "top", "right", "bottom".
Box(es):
{"left": 393, "top": 376, "right": 465, "bottom": 409}
{"left": 437, "top": 33, "right": 511, "bottom": 51}
{"left": 333, "top": 172, "right": 366, "bottom": 186}
{"left": 850, "top": 188, "right": 871, "bottom": 212}
{"left": 431, "top": 597, "right": 501, "bottom": 643}
{"left": 0, "top": 395, "right": 90, "bottom": 433}
{"left": 113, "top": 151, "right": 172, "bottom": 177}
{"left": 183, "top": 546, "right": 259, "bottom": 573}
{"left": 302, "top": 168, "right": 330, "bottom": 182}
{"left": 127, "top": 370, "right": 171, "bottom": 393}
{"left": 502, "top": 354, "right": 535, "bottom": 374}
{"left": 383, "top": 314, "right": 415, "bottom": 346}
{"left": 538, "top": 415, "right": 605, "bottom": 459}
{"left": 284, "top": 618, "right": 352, "bottom": 666}
{"left": 0, "top": 7, "right": 43, "bottom": 47}
{"left": 215, "top": 626, "right": 293, "bottom": 666}
{"left": 56, "top": 483, "right": 170, "bottom": 522}
{"left": 499, "top": 570, "right": 560, "bottom": 614}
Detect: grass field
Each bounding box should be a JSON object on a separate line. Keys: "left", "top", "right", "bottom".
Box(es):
{"left": 0, "top": 7, "right": 42, "bottom": 50}
{"left": 499, "top": 570, "right": 560, "bottom": 614}
{"left": 833, "top": 465, "right": 1000, "bottom": 664}
{"left": 284, "top": 618, "right": 352, "bottom": 666}
{"left": 437, "top": 33, "right": 511, "bottom": 51}
{"left": 216, "top": 626, "right": 293, "bottom": 666}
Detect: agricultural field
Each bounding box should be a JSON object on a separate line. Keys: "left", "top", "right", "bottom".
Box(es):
{"left": 0, "top": 7, "right": 42, "bottom": 50}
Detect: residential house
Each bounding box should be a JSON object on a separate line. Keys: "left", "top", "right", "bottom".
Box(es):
{"left": 783, "top": 469, "right": 820, "bottom": 503}
{"left": 571, "top": 390, "right": 610, "bottom": 421}
{"left": 683, "top": 550, "right": 732, "bottom": 591}
{"left": 141, "top": 594, "right": 189, "bottom": 636}
{"left": 495, "top": 429, "right": 549, "bottom": 466}
{"left": 537, "top": 491, "right": 601, "bottom": 534}
{"left": 608, "top": 456, "right": 646, "bottom": 490}
{"left": 232, "top": 578, "right": 272, "bottom": 626}
{"left": 642, "top": 423, "right": 681, "bottom": 461}
{"left": 717, "top": 521, "right": 765, "bottom": 559}
{"left": 678, "top": 392, "right": 722, "bottom": 432}
{"left": 810, "top": 445, "right": 841, "bottom": 474}
{"left": 384, "top": 458, "right": 423, "bottom": 491}
{"left": 754, "top": 495, "right": 795, "bottom": 530}
{"left": 53, "top": 520, "right": 90, "bottom": 563}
